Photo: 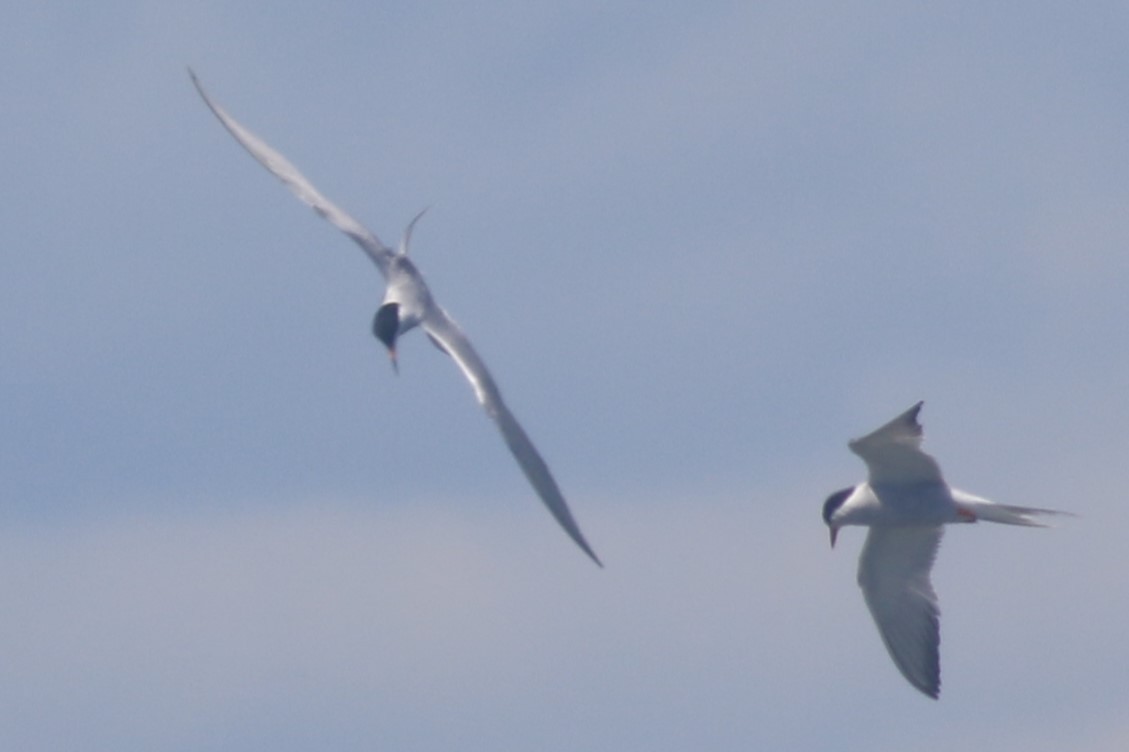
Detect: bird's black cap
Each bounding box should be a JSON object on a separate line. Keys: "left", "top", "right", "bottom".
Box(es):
{"left": 372, "top": 302, "right": 400, "bottom": 351}
{"left": 822, "top": 487, "right": 854, "bottom": 525}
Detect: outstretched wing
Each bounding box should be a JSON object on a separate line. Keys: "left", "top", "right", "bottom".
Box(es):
{"left": 849, "top": 401, "right": 944, "bottom": 485}
{"left": 422, "top": 307, "right": 602, "bottom": 567}
{"left": 857, "top": 525, "right": 943, "bottom": 699}
{"left": 190, "top": 70, "right": 395, "bottom": 278}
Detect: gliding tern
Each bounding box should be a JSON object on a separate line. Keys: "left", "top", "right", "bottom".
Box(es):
{"left": 191, "top": 70, "right": 601, "bottom": 566}
{"left": 822, "top": 401, "right": 1066, "bottom": 697}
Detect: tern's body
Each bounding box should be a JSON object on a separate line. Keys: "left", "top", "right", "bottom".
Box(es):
{"left": 822, "top": 401, "right": 1065, "bottom": 698}
{"left": 191, "top": 70, "right": 600, "bottom": 566}
{"left": 384, "top": 255, "right": 432, "bottom": 335}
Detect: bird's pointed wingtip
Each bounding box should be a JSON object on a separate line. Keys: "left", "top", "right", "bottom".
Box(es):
{"left": 573, "top": 536, "right": 603, "bottom": 568}
{"left": 188, "top": 68, "right": 213, "bottom": 106}
{"left": 556, "top": 514, "right": 603, "bottom": 568}
{"left": 903, "top": 668, "right": 940, "bottom": 699}
{"left": 588, "top": 549, "right": 605, "bottom": 568}
{"left": 907, "top": 400, "right": 925, "bottom": 421}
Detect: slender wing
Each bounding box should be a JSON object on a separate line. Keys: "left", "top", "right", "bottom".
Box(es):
{"left": 849, "top": 401, "right": 944, "bottom": 485}
{"left": 422, "top": 308, "right": 602, "bottom": 566}
{"left": 189, "top": 70, "right": 395, "bottom": 278}
{"left": 857, "top": 525, "right": 943, "bottom": 698}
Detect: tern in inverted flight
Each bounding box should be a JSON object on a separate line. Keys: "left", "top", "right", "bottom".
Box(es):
{"left": 191, "top": 71, "right": 600, "bottom": 566}
{"left": 822, "top": 401, "right": 1066, "bottom": 697}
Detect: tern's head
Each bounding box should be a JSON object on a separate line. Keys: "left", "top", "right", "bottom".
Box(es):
{"left": 373, "top": 302, "right": 401, "bottom": 373}
{"left": 822, "top": 487, "right": 854, "bottom": 548}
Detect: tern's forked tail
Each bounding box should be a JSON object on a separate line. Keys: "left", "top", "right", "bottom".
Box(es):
{"left": 958, "top": 496, "right": 1073, "bottom": 527}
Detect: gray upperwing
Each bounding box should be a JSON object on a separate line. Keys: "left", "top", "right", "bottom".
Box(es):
{"left": 190, "top": 70, "right": 395, "bottom": 278}
{"left": 422, "top": 308, "right": 602, "bottom": 566}
{"left": 849, "top": 401, "right": 945, "bottom": 485}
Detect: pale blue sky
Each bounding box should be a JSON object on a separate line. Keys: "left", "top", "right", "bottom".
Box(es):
{"left": 2, "top": 2, "right": 1127, "bottom": 750}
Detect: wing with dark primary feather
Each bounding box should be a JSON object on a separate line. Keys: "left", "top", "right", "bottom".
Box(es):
{"left": 422, "top": 307, "right": 602, "bottom": 566}
{"left": 849, "top": 401, "right": 944, "bottom": 485}
{"left": 858, "top": 525, "right": 943, "bottom": 698}
{"left": 190, "top": 70, "right": 396, "bottom": 278}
